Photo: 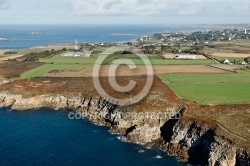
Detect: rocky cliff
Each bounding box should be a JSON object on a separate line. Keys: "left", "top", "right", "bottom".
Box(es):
{"left": 0, "top": 91, "right": 249, "bottom": 166}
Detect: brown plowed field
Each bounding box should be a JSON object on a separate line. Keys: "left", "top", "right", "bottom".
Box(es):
{"left": 212, "top": 53, "right": 249, "bottom": 57}
{"left": 49, "top": 65, "right": 229, "bottom": 77}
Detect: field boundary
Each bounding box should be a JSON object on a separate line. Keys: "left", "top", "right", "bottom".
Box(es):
{"left": 206, "top": 64, "right": 237, "bottom": 73}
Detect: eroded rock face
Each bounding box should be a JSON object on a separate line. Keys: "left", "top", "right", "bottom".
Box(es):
{"left": 0, "top": 91, "right": 248, "bottom": 166}
{"left": 161, "top": 119, "right": 238, "bottom": 166}
{"left": 208, "top": 137, "right": 236, "bottom": 166}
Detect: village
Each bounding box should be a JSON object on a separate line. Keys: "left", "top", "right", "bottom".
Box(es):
{"left": 55, "top": 27, "right": 250, "bottom": 67}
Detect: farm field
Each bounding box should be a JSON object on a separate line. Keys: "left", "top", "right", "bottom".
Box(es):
{"left": 233, "top": 39, "right": 250, "bottom": 44}
{"left": 21, "top": 64, "right": 89, "bottom": 78}
{"left": 39, "top": 54, "right": 121, "bottom": 65}
{"left": 168, "top": 83, "right": 250, "bottom": 104}
{"left": 212, "top": 53, "right": 249, "bottom": 58}
{"left": 39, "top": 57, "right": 97, "bottom": 64}
{"left": 160, "top": 72, "right": 250, "bottom": 104}
{"left": 21, "top": 53, "right": 123, "bottom": 78}
{"left": 50, "top": 64, "right": 228, "bottom": 77}
{"left": 30, "top": 53, "right": 218, "bottom": 78}
{"left": 110, "top": 54, "right": 215, "bottom": 65}
{"left": 208, "top": 64, "right": 242, "bottom": 71}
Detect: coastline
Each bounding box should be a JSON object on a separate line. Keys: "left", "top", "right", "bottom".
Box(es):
{"left": 0, "top": 26, "right": 250, "bottom": 165}
{"left": 0, "top": 90, "right": 249, "bottom": 166}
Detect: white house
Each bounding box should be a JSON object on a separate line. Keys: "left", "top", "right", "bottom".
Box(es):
{"left": 61, "top": 40, "right": 92, "bottom": 57}
{"left": 174, "top": 54, "right": 196, "bottom": 60}
{"left": 223, "top": 58, "right": 233, "bottom": 65}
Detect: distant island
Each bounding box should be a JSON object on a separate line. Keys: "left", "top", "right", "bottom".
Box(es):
{"left": 0, "top": 38, "right": 8, "bottom": 41}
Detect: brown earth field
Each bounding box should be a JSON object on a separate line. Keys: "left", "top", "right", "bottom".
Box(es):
{"left": 211, "top": 53, "right": 250, "bottom": 58}
{"left": 208, "top": 64, "right": 242, "bottom": 71}
{"left": 49, "top": 64, "right": 230, "bottom": 77}
{"left": 0, "top": 76, "right": 249, "bottom": 151}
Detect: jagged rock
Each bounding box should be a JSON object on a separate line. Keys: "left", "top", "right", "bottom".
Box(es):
{"left": 208, "top": 137, "right": 236, "bottom": 166}
{"left": 0, "top": 90, "right": 248, "bottom": 166}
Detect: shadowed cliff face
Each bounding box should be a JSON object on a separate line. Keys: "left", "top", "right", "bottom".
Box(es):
{"left": 0, "top": 91, "right": 249, "bottom": 166}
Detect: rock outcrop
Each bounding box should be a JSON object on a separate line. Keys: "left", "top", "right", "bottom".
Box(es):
{"left": 0, "top": 91, "right": 249, "bottom": 166}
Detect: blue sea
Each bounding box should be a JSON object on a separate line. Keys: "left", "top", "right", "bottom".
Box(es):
{"left": 0, "top": 24, "right": 209, "bottom": 49}
{"left": 0, "top": 108, "right": 186, "bottom": 166}
{"left": 0, "top": 25, "right": 190, "bottom": 166}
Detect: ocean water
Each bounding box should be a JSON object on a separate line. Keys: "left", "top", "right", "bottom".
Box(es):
{"left": 0, "top": 25, "right": 191, "bottom": 166}
{"left": 0, "top": 24, "right": 208, "bottom": 49}
{"left": 0, "top": 108, "right": 186, "bottom": 166}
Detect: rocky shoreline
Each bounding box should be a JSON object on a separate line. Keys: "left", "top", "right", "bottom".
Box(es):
{"left": 0, "top": 91, "right": 249, "bottom": 166}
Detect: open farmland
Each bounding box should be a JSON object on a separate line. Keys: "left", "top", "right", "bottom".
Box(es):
{"left": 50, "top": 64, "right": 229, "bottom": 77}
{"left": 110, "top": 54, "right": 215, "bottom": 65}
{"left": 21, "top": 64, "right": 89, "bottom": 78}
{"left": 160, "top": 72, "right": 250, "bottom": 104}
{"left": 209, "top": 64, "right": 242, "bottom": 71}
{"left": 39, "top": 57, "right": 97, "bottom": 64}
{"left": 211, "top": 53, "right": 249, "bottom": 58}
{"left": 20, "top": 52, "right": 123, "bottom": 78}
{"left": 233, "top": 39, "right": 250, "bottom": 44}
{"left": 39, "top": 54, "right": 121, "bottom": 65}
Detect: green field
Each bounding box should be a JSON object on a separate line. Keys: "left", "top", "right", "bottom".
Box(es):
{"left": 21, "top": 53, "right": 122, "bottom": 78}
{"left": 233, "top": 39, "right": 250, "bottom": 44}
{"left": 21, "top": 64, "right": 89, "bottom": 78}
{"left": 111, "top": 54, "right": 215, "bottom": 65}
{"left": 40, "top": 57, "right": 97, "bottom": 64}
{"left": 160, "top": 72, "right": 250, "bottom": 104}
{"left": 39, "top": 54, "right": 121, "bottom": 65}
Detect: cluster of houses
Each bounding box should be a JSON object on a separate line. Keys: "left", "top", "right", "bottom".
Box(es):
{"left": 214, "top": 57, "right": 250, "bottom": 65}
{"left": 61, "top": 50, "right": 92, "bottom": 57}
{"left": 61, "top": 40, "right": 92, "bottom": 57}
{"left": 174, "top": 54, "right": 196, "bottom": 60}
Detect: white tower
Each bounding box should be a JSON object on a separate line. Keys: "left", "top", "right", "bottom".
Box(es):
{"left": 75, "top": 39, "right": 78, "bottom": 50}
{"left": 245, "top": 29, "right": 247, "bottom": 35}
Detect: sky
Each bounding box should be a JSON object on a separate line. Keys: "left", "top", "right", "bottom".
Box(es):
{"left": 0, "top": 0, "right": 250, "bottom": 24}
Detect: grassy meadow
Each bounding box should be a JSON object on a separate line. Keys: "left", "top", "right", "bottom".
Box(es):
{"left": 21, "top": 64, "right": 89, "bottom": 78}
{"left": 110, "top": 54, "right": 215, "bottom": 65}
{"left": 160, "top": 71, "right": 250, "bottom": 104}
